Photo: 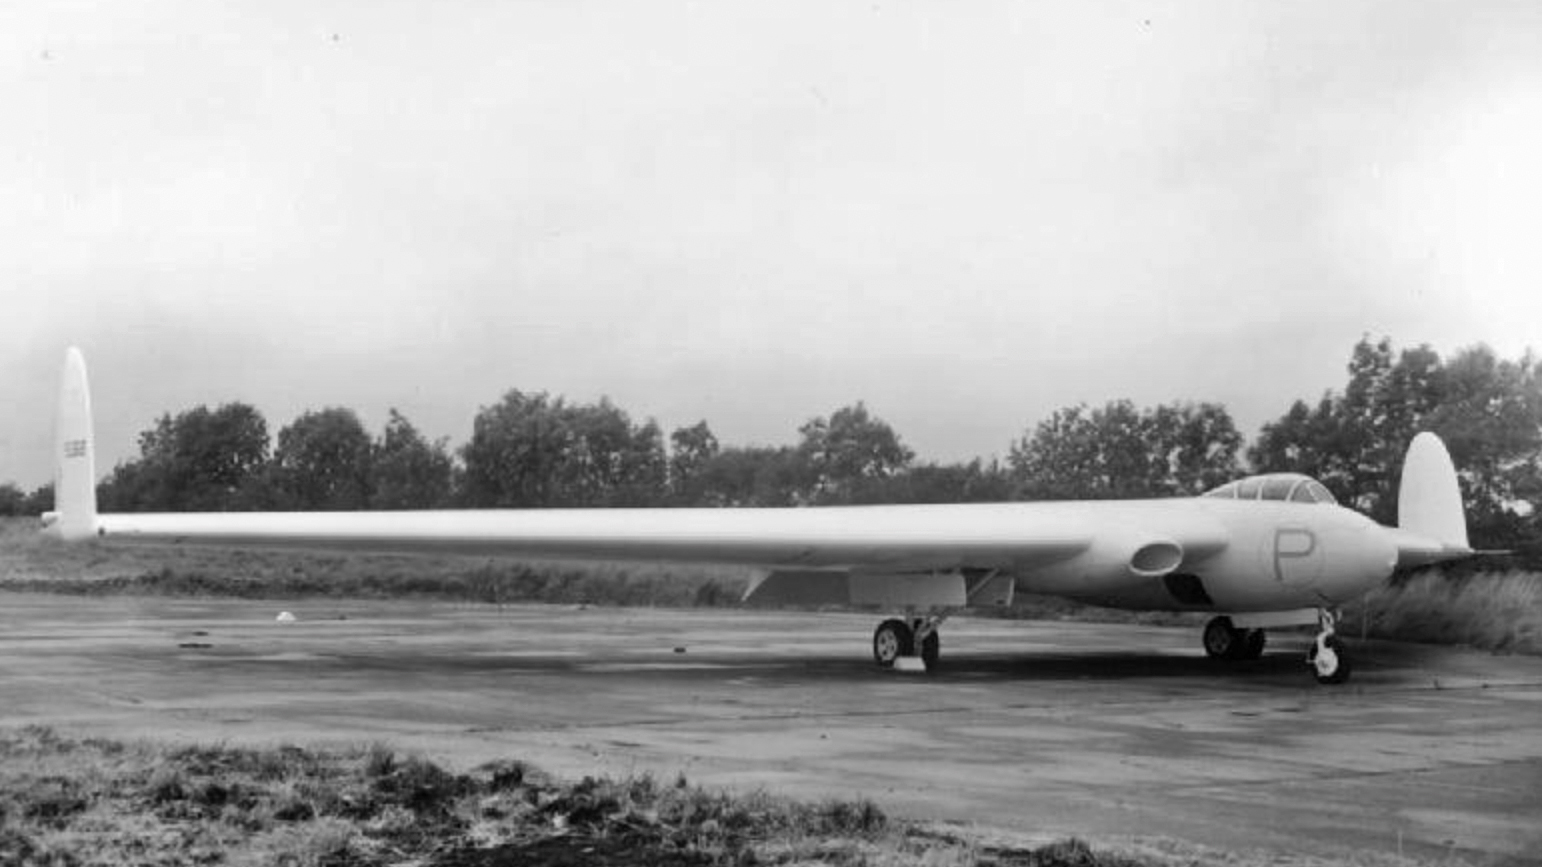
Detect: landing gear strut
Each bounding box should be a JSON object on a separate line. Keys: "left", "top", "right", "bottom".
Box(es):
{"left": 1201, "top": 616, "right": 1266, "bottom": 661}
{"left": 872, "top": 616, "right": 942, "bottom": 669}
{"left": 1306, "top": 608, "right": 1352, "bottom": 685}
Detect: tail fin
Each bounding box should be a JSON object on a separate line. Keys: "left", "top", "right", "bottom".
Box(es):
{"left": 51, "top": 347, "right": 99, "bottom": 541}
{"left": 1397, "top": 431, "right": 1468, "bottom": 551}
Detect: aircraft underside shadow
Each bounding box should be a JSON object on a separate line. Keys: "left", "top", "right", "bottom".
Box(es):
{"left": 167, "top": 639, "right": 1394, "bottom": 688}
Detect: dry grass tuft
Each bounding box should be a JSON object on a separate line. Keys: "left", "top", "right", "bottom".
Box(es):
{"left": 0, "top": 726, "right": 1210, "bottom": 867}
{"left": 0, "top": 516, "right": 751, "bottom": 608}
{"left": 1346, "top": 569, "right": 1542, "bottom": 654}
{"left": 0, "top": 727, "right": 1490, "bottom": 866}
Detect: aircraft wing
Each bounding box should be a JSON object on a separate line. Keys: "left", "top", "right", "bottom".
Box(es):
{"left": 84, "top": 504, "right": 1095, "bottom": 574}
{"left": 49, "top": 347, "right": 1222, "bottom": 581}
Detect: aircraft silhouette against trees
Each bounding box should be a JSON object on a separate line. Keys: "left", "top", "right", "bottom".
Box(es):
{"left": 43, "top": 348, "right": 1490, "bottom": 685}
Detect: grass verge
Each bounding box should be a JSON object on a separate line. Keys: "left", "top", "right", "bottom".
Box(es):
{"left": 0, "top": 517, "right": 748, "bottom": 608}
{"left": 1, "top": 726, "right": 1161, "bottom": 867}
{"left": 1344, "top": 568, "right": 1542, "bottom": 654}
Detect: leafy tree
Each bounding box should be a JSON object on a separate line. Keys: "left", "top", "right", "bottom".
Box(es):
{"left": 0, "top": 483, "right": 25, "bottom": 516}
{"left": 1009, "top": 400, "right": 1242, "bottom": 499}
{"left": 1251, "top": 337, "right": 1541, "bottom": 554}
{"left": 25, "top": 483, "right": 54, "bottom": 514}
{"left": 557, "top": 400, "right": 668, "bottom": 506}
{"left": 99, "top": 403, "right": 269, "bottom": 511}
{"left": 461, "top": 391, "right": 567, "bottom": 507}
{"left": 1253, "top": 338, "right": 1447, "bottom": 516}
{"left": 370, "top": 409, "right": 455, "bottom": 509}
{"left": 98, "top": 460, "right": 150, "bottom": 512}
{"left": 863, "top": 459, "right": 1015, "bottom": 504}
{"left": 1421, "top": 346, "right": 1542, "bottom": 548}
{"left": 460, "top": 391, "right": 668, "bottom": 507}
{"left": 1146, "top": 402, "right": 1245, "bottom": 495}
{"left": 1249, "top": 396, "right": 1343, "bottom": 490}
{"left": 691, "top": 445, "right": 810, "bottom": 507}
{"left": 796, "top": 403, "right": 914, "bottom": 504}
{"left": 1010, "top": 402, "right": 1143, "bottom": 499}
{"left": 617, "top": 419, "right": 670, "bottom": 506}
{"left": 668, "top": 421, "right": 720, "bottom": 504}
{"left": 269, "top": 408, "right": 373, "bottom": 510}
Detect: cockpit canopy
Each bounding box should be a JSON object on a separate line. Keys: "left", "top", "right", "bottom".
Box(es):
{"left": 1201, "top": 473, "right": 1338, "bottom": 505}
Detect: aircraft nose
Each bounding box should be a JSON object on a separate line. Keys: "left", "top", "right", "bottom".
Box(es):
{"left": 1314, "top": 525, "right": 1398, "bottom": 603}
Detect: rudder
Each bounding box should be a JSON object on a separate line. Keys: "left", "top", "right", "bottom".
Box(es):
{"left": 1397, "top": 432, "right": 1467, "bottom": 550}
{"left": 52, "top": 347, "right": 98, "bottom": 541}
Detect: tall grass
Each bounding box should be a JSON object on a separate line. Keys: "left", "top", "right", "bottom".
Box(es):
{"left": 1346, "top": 569, "right": 1542, "bottom": 654}
{"left": 0, "top": 726, "right": 1167, "bottom": 867}
{"left": 1, "top": 561, "right": 748, "bottom": 608}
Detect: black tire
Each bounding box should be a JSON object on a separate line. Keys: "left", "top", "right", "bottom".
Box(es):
{"left": 1238, "top": 629, "right": 1267, "bottom": 661}
{"left": 1311, "top": 636, "right": 1352, "bottom": 685}
{"left": 1202, "top": 616, "right": 1239, "bottom": 659}
{"left": 920, "top": 631, "right": 940, "bottom": 668}
{"left": 873, "top": 619, "right": 914, "bottom": 668}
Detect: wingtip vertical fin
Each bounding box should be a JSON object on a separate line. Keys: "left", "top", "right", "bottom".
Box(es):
{"left": 53, "top": 346, "right": 99, "bottom": 541}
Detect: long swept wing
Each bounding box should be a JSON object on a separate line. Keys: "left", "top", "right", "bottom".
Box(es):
{"left": 90, "top": 505, "right": 1094, "bottom": 573}
{"left": 45, "top": 347, "right": 1093, "bottom": 574}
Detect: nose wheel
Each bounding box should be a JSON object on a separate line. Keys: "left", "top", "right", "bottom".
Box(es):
{"left": 1307, "top": 609, "right": 1352, "bottom": 685}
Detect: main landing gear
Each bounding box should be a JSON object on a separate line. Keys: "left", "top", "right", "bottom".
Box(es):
{"left": 1306, "top": 608, "right": 1352, "bottom": 685}
{"left": 1201, "top": 615, "right": 1266, "bottom": 661}
{"left": 873, "top": 616, "right": 941, "bottom": 669}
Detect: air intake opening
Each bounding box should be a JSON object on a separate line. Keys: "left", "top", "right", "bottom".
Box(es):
{"left": 1130, "top": 540, "right": 1183, "bottom": 576}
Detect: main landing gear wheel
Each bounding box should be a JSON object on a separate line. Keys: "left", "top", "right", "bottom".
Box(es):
{"left": 873, "top": 618, "right": 942, "bottom": 669}
{"left": 1240, "top": 628, "right": 1266, "bottom": 660}
{"left": 1308, "top": 609, "right": 1352, "bottom": 684}
{"left": 1202, "top": 616, "right": 1266, "bottom": 661}
{"left": 1202, "top": 616, "right": 1237, "bottom": 659}
{"left": 873, "top": 619, "right": 914, "bottom": 668}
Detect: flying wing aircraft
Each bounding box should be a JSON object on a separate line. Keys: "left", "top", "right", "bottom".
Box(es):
{"left": 43, "top": 348, "right": 1477, "bottom": 684}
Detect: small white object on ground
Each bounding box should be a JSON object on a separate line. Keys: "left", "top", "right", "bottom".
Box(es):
{"left": 276, "top": 611, "right": 297, "bottom": 623}
{"left": 893, "top": 657, "right": 927, "bottom": 673}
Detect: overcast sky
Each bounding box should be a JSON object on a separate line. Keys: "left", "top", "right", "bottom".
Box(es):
{"left": 3, "top": 2, "right": 1540, "bottom": 489}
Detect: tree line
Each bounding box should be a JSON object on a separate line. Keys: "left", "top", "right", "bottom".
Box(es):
{"left": 2, "top": 337, "right": 1537, "bottom": 559}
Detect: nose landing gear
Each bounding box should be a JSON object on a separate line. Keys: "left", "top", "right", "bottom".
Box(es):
{"left": 1307, "top": 608, "right": 1352, "bottom": 685}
